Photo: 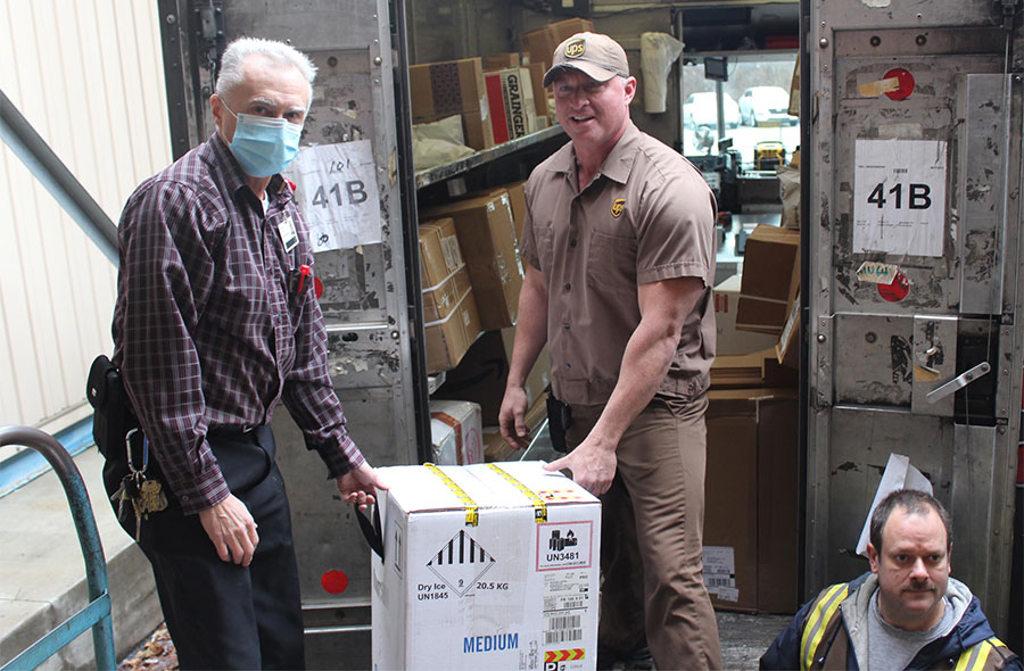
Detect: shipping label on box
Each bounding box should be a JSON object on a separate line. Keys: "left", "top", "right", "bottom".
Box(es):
{"left": 421, "top": 218, "right": 472, "bottom": 322}
{"left": 425, "top": 286, "right": 482, "bottom": 373}
{"left": 430, "top": 399, "right": 484, "bottom": 465}
{"left": 485, "top": 67, "right": 537, "bottom": 144}
{"left": 703, "top": 546, "right": 740, "bottom": 603}
{"left": 372, "top": 462, "right": 601, "bottom": 671}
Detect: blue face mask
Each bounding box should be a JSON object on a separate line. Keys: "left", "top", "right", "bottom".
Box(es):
{"left": 224, "top": 107, "right": 303, "bottom": 178}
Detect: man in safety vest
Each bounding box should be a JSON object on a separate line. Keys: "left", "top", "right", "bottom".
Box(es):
{"left": 761, "top": 489, "right": 1021, "bottom": 671}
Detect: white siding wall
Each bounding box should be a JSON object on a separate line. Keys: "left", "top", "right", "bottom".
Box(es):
{"left": 0, "top": 1, "right": 172, "bottom": 438}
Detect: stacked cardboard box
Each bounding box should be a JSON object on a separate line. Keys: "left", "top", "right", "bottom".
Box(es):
{"left": 421, "top": 192, "right": 523, "bottom": 330}
{"left": 703, "top": 389, "right": 799, "bottom": 614}
{"left": 429, "top": 399, "right": 484, "bottom": 465}
{"left": 736, "top": 225, "right": 800, "bottom": 336}
{"left": 410, "top": 57, "right": 494, "bottom": 151}
{"left": 371, "top": 461, "right": 601, "bottom": 670}
{"left": 419, "top": 218, "right": 482, "bottom": 373}
{"left": 705, "top": 225, "right": 801, "bottom": 612}
{"left": 520, "top": 17, "right": 595, "bottom": 73}
{"left": 713, "top": 274, "right": 781, "bottom": 356}
{"left": 484, "top": 52, "right": 520, "bottom": 70}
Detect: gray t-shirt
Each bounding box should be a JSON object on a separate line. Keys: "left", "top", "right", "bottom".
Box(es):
{"left": 867, "top": 591, "right": 955, "bottom": 670}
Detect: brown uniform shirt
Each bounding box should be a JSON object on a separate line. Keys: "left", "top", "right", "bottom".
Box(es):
{"left": 520, "top": 121, "right": 717, "bottom": 406}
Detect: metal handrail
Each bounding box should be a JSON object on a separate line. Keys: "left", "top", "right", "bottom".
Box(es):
{"left": 0, "top": 426, "right": 115, "bottom": 671}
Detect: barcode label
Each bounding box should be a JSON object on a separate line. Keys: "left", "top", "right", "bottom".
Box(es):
{"left": 706, "top": 576, "right": 734, "bottom": 588}
{"left": 545, "top": 628, "right": 583, "bottom": 645}
{"left": 545, "top": 614, "right": 583, "bottom": 644}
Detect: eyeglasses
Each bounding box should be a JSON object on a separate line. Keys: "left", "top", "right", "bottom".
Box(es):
{"left": 553, "top": 79, "right": 611, "bottom": 101}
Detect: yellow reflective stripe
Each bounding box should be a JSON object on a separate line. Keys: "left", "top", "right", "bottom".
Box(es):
{"left": 424, "top": 463, "right": 479, "bottom": 526}
{"left": 486, "top": 463, "right": 548, "bottom": 522}
{"left": 800, "top": 583, "right": 848, "bottom": 670}
{"left": 955, "top": 638, "right": 1000, "bottom": 671}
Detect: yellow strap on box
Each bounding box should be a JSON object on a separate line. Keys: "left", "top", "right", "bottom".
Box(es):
{"left": 487, "top": 463, "right": 548, "bottom": 523}
{"left": 425, "top": 462, "right": 478, "bottom": 526}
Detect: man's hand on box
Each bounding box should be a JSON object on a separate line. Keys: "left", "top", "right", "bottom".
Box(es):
{"left": 337, "top": 462, "right": 388, "bottom": 511}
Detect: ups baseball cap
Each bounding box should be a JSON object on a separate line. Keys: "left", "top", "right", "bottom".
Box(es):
{"left": 543, "top": 32, "right": 630, "bottom": 87}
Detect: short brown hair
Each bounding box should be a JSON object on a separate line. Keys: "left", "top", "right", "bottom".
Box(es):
{"left": 869, "top": 489, "right": 952, "bottom": 553}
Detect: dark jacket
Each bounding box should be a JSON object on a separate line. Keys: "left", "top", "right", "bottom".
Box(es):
{"left": 761, "top": 572, "right": 1022, "bottom": 670}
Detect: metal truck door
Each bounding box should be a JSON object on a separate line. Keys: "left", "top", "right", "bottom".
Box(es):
{"left": 807, "top": 0, "right": 1023, "bottom": 632}
{"left": 157, "top": 1, "right": 422, "bottom": 665}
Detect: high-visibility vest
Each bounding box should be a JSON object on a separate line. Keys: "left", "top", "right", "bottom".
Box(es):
{"left": 799, "top": 582, "right": 1015, "bottom": 671}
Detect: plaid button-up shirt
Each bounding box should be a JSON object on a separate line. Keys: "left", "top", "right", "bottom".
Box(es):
{"left": 112, "top": 133, "right": 363, "bottom": 514}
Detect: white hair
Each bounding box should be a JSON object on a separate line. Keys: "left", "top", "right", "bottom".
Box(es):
{"left": 214, "top": 37, "right": 317, "bottom": 103}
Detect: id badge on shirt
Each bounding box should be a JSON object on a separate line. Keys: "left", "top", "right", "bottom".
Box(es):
{"left": 278, "top": 215, "right": 299, "bottom": 253}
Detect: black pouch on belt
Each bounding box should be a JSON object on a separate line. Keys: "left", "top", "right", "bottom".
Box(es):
{"left": 546, "top": 395, "right": 573, "bottom": 453}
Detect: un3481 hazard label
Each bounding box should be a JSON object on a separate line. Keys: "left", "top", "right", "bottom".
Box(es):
{"left": 536, "top": 521, "right": 593, "bottom": 571}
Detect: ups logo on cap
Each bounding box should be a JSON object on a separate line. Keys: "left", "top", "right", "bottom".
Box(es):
{"left": 564, "top": 38, "right": 586, "bottom": 59}
{"left": 611, "top": 198, "right": 626, "bottom": 218}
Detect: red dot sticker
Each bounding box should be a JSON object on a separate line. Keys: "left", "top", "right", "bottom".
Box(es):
{"left": 321, "top": 570, "right": 349, "bottom": 594}
{"left": 883, "top": 68, "right": 915, "bottom": 100}
{"left": 878, "top": 272, "right": 910, "bottom": 302}
{"left": 314, "top": 276, "right": 324, "bottom": 299}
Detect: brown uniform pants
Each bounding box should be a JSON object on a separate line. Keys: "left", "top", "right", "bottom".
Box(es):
{"left": 567, "top": 394, "right": 722, "bottom": 670}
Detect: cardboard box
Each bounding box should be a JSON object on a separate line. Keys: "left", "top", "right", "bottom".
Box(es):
{"left": 484, "top": 52, "right": 521, "bottom": 69}
{"left": 703, "top": 389, "right": 799, "bottom": 613}
{"left": 410, "top": 58, "right": 494, "bottom": 150}
{"left": 528, "top": 62, "right": 550, "bottom": 120}
{"left": 420, "top": 218, "right": 473, "bottom": 322}
{"left": 713, "top": 274, "right": 782, "bottom": 356}
{"left": 421, "top": 193, "right": 524, "bottom": 330}
{"left": 430, "top": 399, "right": 484, "bottom": 465}
{"left": 776, "top": 293, "right": 800, "bottom": 369}
{"left": 425, "top": 285, "right": 482, "bottom": 374}
{"left": 371, "top": 461, "right": 601, "bottom": 670}
{"left": 434, "top": 328, "right": 551, "bottom": 426}
{"left": 482, "top": 426, "right": 522, "bottom": 463}
{"left": 737, "top": 225, "right": 800, "bottom": 335}
{"left": 485, "top": 67, "right": 538, "bottom": 144}
{"left": 502, "top": 182, "right": 528, "bottom": 241}
{"left": 520, "top": 18, "right": 595, "bottom": 73}
{"left": 467, "top": 182, "right": 528, "bottom": 241}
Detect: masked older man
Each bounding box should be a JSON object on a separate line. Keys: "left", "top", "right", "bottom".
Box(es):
{"left": 111, "top": 37, "right": 384, "bottom": 669}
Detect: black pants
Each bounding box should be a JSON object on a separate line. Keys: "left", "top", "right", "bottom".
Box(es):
{"left": 138, "top": 426, "right": 305, "bottom": 670}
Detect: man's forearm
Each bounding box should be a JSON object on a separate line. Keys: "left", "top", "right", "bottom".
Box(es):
{"left": 586, "top": 276, "right": 705, "bottom": 449}
{"left": 587, "top": 319, "right": 679, "bottom": 447}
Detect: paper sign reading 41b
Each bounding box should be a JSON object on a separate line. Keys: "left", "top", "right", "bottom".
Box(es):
{"left": 285, "top": 140, "right": 382, "bottom": 251}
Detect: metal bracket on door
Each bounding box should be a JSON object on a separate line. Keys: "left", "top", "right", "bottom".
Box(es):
{"left": 925, "top": 362, "right": 991, "bottom": 403}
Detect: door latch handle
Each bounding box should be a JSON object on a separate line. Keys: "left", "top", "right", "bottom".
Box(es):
{"left": 925, "top": 362, "right": 991, "bottom": 403}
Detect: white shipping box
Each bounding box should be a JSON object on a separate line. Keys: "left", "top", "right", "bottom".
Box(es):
{"left": 372, "top": 461, "right": 601, "bottom": 671}
{"left": 430, "top": 399, "right": 484, "bottom": 465}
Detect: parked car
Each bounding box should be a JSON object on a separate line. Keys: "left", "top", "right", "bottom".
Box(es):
{"left": 738, "top": 86, "right": 796, "bottom": 126}
{"left": 683, "top": 91, "right": 740, "bottom": 130}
